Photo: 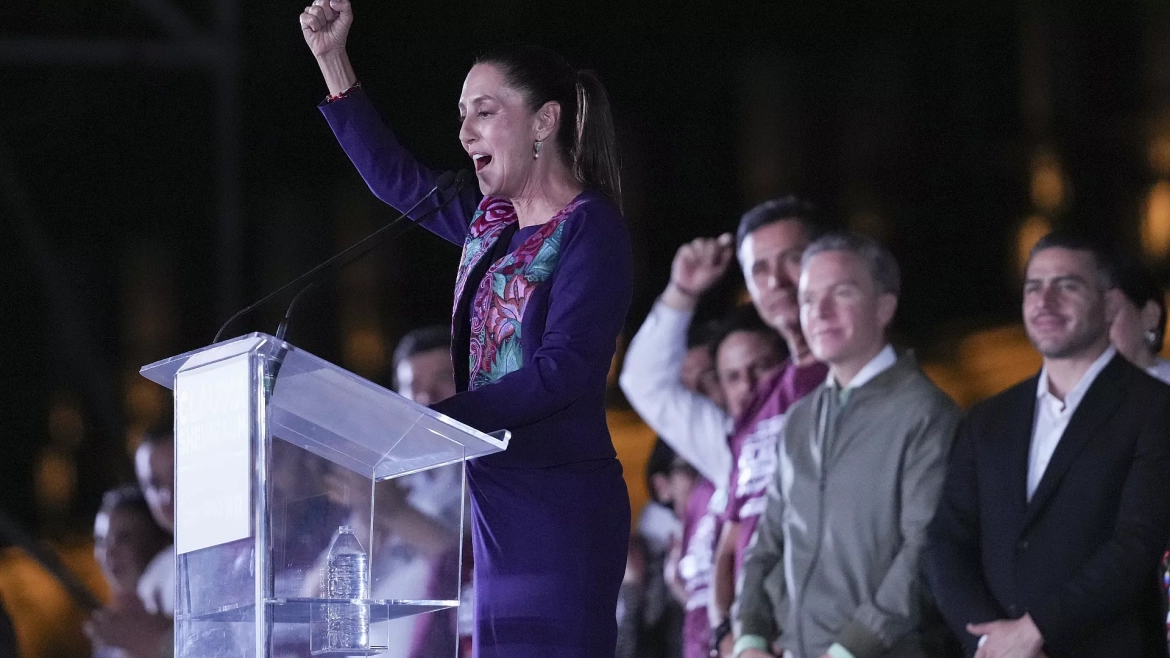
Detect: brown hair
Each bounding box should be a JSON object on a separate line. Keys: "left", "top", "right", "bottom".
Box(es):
{"left": 476, "top": 45, "right": 622, "bottom": 209}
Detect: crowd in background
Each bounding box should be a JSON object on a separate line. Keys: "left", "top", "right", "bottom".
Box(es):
{"left": 80, "top": 197, "right": 1170, "bottom": 658}
{"left": 614, "top": 198, "right": 1170, "bottom": 658}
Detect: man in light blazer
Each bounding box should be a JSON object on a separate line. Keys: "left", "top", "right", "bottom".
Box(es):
{"left": 926, "top": 232, "right": 1170, "bottom": 658}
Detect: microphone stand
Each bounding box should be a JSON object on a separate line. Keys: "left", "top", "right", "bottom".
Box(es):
{"left": 213, "top": 170, "right": 460, "bottom": 344}
{"left": 263, "top": 171, "right": 473, "bottom": 395}
{"left": 273, "top": 174, "right": 471, "bottom": 343}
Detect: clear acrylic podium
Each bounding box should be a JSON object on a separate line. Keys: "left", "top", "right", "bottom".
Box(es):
{"left": 140, "top": 333, "right": 508, "bottom": 658}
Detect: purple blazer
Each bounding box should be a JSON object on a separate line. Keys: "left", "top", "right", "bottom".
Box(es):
{"left": 320, "top": 88, "right": 632, "bottom": 469}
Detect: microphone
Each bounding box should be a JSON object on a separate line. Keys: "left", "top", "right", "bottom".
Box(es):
{"left": 272, "top": 169, "right": 472, "bottom": 342}
{"left": 213, "top": 171, "right": 461, "bottom": 344}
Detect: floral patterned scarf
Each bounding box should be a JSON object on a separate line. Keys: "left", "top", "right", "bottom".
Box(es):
{"left": 452, "top": 195, "right": 583, "bottom": 390}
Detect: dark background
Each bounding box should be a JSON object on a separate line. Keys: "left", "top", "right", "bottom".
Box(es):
{"left": 3, "top": 0, "right": 1169, "bottom": 538}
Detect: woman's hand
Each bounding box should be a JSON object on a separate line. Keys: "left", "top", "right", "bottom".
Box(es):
{"left": 300, "top": 0, "right": 352, "bottom": 59}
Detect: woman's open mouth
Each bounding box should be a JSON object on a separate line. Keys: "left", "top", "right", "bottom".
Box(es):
{"left": 472, "top": 153, "right": 492, "bottom": 172}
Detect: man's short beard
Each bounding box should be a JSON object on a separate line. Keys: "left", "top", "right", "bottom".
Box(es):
{"left": 1030, "top": 316, "right": 1108, "bottom": 360}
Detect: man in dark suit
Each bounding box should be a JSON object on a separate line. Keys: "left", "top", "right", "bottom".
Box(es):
{"left": 926, "top": 232, "right": 1170, "bottom": 658}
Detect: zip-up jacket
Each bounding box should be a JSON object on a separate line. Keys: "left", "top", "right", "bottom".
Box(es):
{"left": 737, "top": 351, "right": 960, "bottom": 658}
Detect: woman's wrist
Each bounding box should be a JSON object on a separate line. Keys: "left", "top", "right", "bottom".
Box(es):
{"left": 316, "top": 50, "right": 357, "bottom": 97}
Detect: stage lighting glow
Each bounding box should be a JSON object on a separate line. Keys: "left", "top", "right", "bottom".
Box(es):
{"left": 1142, "top": 181, "right": 1170, "bottom": 259}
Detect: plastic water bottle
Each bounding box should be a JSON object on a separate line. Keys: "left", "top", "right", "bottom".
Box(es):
{"left": 325, "top": 526, "right": 370, "bottom": 651}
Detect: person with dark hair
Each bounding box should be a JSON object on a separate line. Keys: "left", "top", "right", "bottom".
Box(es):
{"left": 622, "top": 439, "right": 688, "bottom": 658}
{"left": 300, "top": 3, "right": 632, "bottom": 656}
{"left": 86, "top": 486, "right": 172, "bottom": 658}
{"left": 386, "top": 325, "right": 471, "bottom": 658}
{"left": 625, "top": 324, "right": 725, "bottom": 658}
{"left": 621, "top": 198, "right": 829, "bottom": 656}
{"left": 644, "top": 439, "right": 717, "bottom": 658}
{"left": 736, "top": 232, "right": 960, "bottom": 658}
{"left": 625, "top": 301, "right": 787, "bottom": 658}
{"left": 927, "top": 232, "right": 1170, "bottom": 657}
{"left": 133, "top": 427, "right": 174, "bottom": 619}
{"left": 93, "top": 487, "right": 170, "bottom": 601}
{"left": 1110, "top": 261, "right": 1170, "bottom": 383}
{"left": 393, "top": 325, "right": 457, "bottom": 405}
{"left": 87, "top": 425, "right": 176, "bottom": 658}
{"left": 682, "top": 323, "right": 727, "bottom": 411}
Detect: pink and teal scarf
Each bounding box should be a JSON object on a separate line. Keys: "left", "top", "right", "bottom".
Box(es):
{"left": 452, "top": 196, "right": 583, "bottom": 390}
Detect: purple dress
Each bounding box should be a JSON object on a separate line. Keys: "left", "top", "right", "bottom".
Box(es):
{"left": 321, "top": 88, "right": 632, "bottom": 658}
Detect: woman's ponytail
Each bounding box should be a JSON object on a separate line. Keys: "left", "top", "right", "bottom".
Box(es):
{"left": 572, "top": 70, "right": 622, "bottom": 210}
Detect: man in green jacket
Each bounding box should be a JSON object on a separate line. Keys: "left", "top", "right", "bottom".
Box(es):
{"left": 734, "top": 232, "right": 961, "bottom": 658}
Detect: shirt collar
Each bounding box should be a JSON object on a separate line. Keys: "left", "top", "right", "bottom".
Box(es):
{"left": 1036, "top": 345, "right": 1117, "bottom": 408}
{"left": 827, "top": 344, "right": 897, "bottom": 392}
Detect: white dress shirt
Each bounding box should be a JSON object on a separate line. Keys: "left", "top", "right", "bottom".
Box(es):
{"left": 1027, "top": 346, "right": 1116, "bottom": 501}
{"left": 827, "top": 344, "right": 898, "bottom": 393}
{"left": 1147, "top": 356, "right": 1170, "bottom": 385}
{"left": 619, "top": 301, "right": 733, "bottom": 485}
{"left": 137, "top": 544, "right": 175, "bottom": 616}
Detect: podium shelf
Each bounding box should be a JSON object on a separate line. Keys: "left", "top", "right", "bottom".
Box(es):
{"left": 177, "top": 598, "right": 458, "bottom": 623}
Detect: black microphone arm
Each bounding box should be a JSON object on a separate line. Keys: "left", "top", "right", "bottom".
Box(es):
{"left": 273, "top": 170, "right": 474, "bottom": 342}
{"left": 213, "top": 170, "right": 462, "bottom": 344}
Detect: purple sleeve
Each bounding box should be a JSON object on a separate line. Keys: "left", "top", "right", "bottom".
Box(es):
{"left": 431, "top": 201, "right": 632, "bottom": 431}
{"left": 319, "top": 88, "right": 480, "bottom": 246}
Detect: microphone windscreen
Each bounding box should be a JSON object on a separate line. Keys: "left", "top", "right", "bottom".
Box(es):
{"left": 434, "top": 170, "right": 457, "bottom": 190}
{"left": 455, "top": 169, "right": 474, "bottom": 188}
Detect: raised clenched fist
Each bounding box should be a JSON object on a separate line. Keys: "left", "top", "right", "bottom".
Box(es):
{"left": 670, "top": 233, "right": 735, "bottom": 299}
{"left": 299, "top": 0, "right": 353, "bottom": 59}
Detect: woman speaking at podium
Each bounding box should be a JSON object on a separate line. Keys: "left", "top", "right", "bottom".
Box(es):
{"left": 300, "top": 1, "right": 632, "bottom": 656}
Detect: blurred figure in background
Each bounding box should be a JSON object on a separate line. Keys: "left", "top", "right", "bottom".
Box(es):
{"left": 679, "top": 323, "right": 728, "bottom": 411}
{"left": 88, "top": 486, "right": 171, "bottom": 658}
{"left": 617, "top": 533, "right": 650, "bottom": 658}
{"left": 394, "top": 324, "right": 458, "bottom": 408}
{"left": 389, "top": 325, "right": 477, "bottom": 658}
{"left": 134, "top": 426, "right": 175, "bottom": 618}
{"left": 619, "top": 321, "right": 724, "bottom": 658}
{"left": 1110, "top": 260, "right": 1170, "bottom": 384}
{"left": 392, "top": 325, "right": 463, "bottom": 527}
{"left": 621, "top": 198, "right": 829, "bottom": 657}
{"left": 660, "top": 452, "right": 712, "bottom": 658}
{"left": 87, "top": 425, "right": 175, "bottom": 658}
{"left": 627, "top": 300, "right": 787, "bottom": 658}
{"left": 618, "top": 439, "right": 689, "bottom": 658}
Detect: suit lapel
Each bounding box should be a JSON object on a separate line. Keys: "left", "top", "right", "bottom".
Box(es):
{"left": 1002, "top": 379, "right": 1036, "bottom": 533}
{"left": 1022, "top": 356, "right": 1130, "bottom": 529}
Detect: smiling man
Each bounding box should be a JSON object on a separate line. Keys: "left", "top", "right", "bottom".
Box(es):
{"left": 926, "top": 233, "right": 1170, "bottom": 658}
{"left": 619, "top": 198, "right": 830, "bottom": 656}
{"left": 734, "top": 232, "right": 960, "bottom": 658}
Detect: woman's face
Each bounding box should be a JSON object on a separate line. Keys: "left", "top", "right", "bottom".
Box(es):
{"left": 94, "top": 506, "right": 162, "bottom": 594}
{"left": 458, "top": 63, "right": 553, "bottom": 199}
{"left": 1110, "top": 297, "right": 1160, "bottom": 364}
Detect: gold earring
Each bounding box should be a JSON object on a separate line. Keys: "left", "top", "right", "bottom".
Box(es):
{"left": 534, "top": 140, "right": 543, "bottom": 159}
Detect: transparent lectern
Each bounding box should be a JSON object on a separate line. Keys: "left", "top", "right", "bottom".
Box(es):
{"left": 140, "top": 333, "right": 508, "bottom": 658}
